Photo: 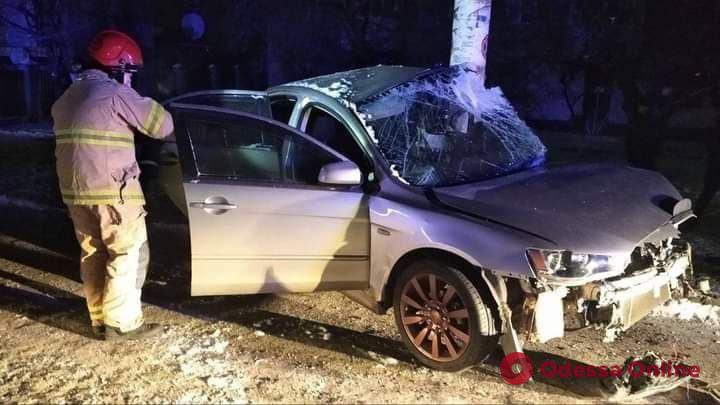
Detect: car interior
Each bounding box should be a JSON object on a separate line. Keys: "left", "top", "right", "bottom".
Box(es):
{"left": 269, "top": 98, "right": 296, "bottom": 123}
{"left": 186, "top": 118, "right": 283, "bottom": 182}
{"left": 304, "top": 108, "right": 369, "bottom": 174}
{"left": 184, "top": 114, "right": 342, "bottom": 186}
{"left": 160, "top": 96, "right": 368, "bottom": 187}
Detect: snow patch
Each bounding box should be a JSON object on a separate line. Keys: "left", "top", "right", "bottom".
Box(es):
{"left": 206, "top": 376, "right": 231, "bottom": 389}
{"left": 290, "top": 79, "right": 353, "bottom": 100}
{"left": 164, "top": 330, "right": 248, "bottom": 402}
{"left": 367, "top": 351, "right": 399, "bottom": 366}
{"left": 346, "top": 102, "right": 379, "bottom": 144}
{"left": 651, "top": 299, "right": 720, "bottom": 325}
{"left": 252, "top": 318, "right": 273, "bottom": 328}
{"left": 302, "top": 374, "right": 328, "bottom": 398}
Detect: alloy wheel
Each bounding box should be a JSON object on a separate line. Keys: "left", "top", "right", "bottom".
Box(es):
{"left": 399, "top": 273, "right": 471, "bottom": 362}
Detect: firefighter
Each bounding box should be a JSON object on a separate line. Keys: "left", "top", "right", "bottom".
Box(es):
{"left": 52, "top": 30, "right": 174, "bottom": 340}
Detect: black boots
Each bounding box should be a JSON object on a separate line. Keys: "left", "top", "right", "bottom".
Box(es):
{"left": 91, "top": 324, "right": 106, "bottom": 338}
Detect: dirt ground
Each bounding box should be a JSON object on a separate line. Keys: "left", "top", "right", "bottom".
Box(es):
{"left": 1, "top": 128, "right": 720, "bottom": 403}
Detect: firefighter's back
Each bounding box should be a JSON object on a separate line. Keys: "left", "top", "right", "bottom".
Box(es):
{"left": 52, "top": 69, "right": 144, "bottom": 206}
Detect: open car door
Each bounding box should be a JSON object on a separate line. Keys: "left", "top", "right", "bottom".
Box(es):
{"left": 162, "top": 103, "right": 370, "bottom": 296}
{"left": 163, "top": 90, "right": 272, "bottom": 117}
{"left": 155, "top": 91, "right": 273, "bottom": 215}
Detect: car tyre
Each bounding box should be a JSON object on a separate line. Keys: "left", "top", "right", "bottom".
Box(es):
{"left": 392, "top": 260, "right": 499, "bottom": 371}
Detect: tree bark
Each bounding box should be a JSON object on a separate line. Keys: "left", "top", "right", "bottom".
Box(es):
{"left": 450, "top": 0, "right": 492, "bottom": 84}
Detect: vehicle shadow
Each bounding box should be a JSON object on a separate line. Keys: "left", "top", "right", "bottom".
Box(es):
{"left": 183, "top": 301, "right": 415, "bottom": 365}
{"left": 496, "top": 350, "right": 613, "bottom": 397}
{"left": 476, "top": 348, "right": 610, "bottom": 398}
{"left": 0, "top": 268, "right": 95, "bottom": 339}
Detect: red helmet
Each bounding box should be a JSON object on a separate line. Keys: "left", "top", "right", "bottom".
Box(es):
{"left": 88, "top": 30, "right": 143, "bottom": 71}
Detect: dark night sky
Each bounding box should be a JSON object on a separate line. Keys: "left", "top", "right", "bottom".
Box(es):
{"left": 1, "top": 0, "right": 719, "bottom": 123}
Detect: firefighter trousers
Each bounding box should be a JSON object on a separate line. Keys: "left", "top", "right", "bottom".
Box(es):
{"left": 67, "top": 204, "right": 149, "bottom": 332}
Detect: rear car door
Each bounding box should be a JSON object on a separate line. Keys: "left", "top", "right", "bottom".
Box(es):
{"left": 166, "top": 104, "right": 370, "bottom": 296}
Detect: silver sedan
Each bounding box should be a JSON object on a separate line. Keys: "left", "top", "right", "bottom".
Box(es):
{"left": 153, "top": 65, "right": 694, "bottom": 371}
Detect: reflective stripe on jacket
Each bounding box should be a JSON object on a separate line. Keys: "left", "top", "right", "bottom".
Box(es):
{"left": 52, "top": 70, "right": 174, "bottom": 205}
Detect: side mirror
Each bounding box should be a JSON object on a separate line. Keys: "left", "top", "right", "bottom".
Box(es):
{"left": 318, "top": 161, "right": 361, "bottom": 186}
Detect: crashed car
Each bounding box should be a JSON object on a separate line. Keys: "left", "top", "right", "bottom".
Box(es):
{"left": 152, "top": 65, "right": 694, "bottom": 371}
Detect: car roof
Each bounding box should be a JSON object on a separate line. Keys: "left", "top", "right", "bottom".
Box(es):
{"left": 269, "top": 65, "right": 432, "bottom": 103}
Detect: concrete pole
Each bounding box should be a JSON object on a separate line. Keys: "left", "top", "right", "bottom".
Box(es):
{"left": 450, "top": 0, "right": 492, "bottom": 85}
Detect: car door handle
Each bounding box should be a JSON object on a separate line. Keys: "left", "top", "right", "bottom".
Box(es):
{"left": 189, "top": 202, "right": 237, "bottom": 210}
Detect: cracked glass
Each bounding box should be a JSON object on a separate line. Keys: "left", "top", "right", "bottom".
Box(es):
{"left": 358, "top": 67, "right": 547, "bottom": 187}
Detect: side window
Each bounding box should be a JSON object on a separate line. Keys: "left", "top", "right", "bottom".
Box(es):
{"left": 179, "top": 110, "right": 341, "bottom": 186}
{"left": 304, "top": 107, "right": 368, "bottom": 172}
{"left": 178, "top": 94, "right": 271, "bottom": 117}
{"left": 286, "top": 135, "right": 341, "bottom": 185}
{"left": 185, "top": 115, "right": 283, "bottom": 182}
{"left": 270, "top": 97, "right": 296, "bottom": 123}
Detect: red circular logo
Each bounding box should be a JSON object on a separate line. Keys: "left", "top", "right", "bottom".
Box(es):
{"left": 500, "top": 352, "right": 534, "bottom": 385}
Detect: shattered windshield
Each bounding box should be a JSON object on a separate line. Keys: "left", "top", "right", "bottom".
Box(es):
{"left": 358, "top": 67, "right": 547, "bottom": 187}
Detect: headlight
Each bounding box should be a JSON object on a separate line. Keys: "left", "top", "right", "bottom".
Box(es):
{"left": 526, "top": 249, "right": 629, "bottom": 280}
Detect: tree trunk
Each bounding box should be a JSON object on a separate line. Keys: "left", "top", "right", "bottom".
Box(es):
{"left": 450, "top": 0, "right": 492, "bottom": 85}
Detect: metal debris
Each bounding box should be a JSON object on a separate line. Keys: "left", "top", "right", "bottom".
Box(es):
{"left": 601, "top": 352, "right": 694, "bottom": 401}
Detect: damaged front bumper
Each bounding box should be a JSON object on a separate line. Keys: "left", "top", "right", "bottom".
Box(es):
{"left": 595, "top": 251, "right": 691, "bottom": 342}
{"left": 528, "top": 243, "right": 693, "bottom": 343}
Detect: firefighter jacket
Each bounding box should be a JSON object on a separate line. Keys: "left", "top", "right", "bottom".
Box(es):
{"left": 52, "top": 69, "right": 173, "bottom": 205}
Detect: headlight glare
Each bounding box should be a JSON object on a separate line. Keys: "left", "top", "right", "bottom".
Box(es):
{"left": 570, "top": 252, "right": 590, "bottom": 266}
{"left": 527, "top": 249, "right": 626, "bottom": 280}
{"left": 546, "top": 251, "right": 564, "bottom": 272}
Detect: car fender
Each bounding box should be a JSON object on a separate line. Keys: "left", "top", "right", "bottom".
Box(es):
{"left": 368, "top": 196, "right": 545, "bottom": 303}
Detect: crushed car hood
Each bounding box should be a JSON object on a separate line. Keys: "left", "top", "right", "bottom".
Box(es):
{"left": 433, "top": 163, "right": 682, "bottom": 254}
